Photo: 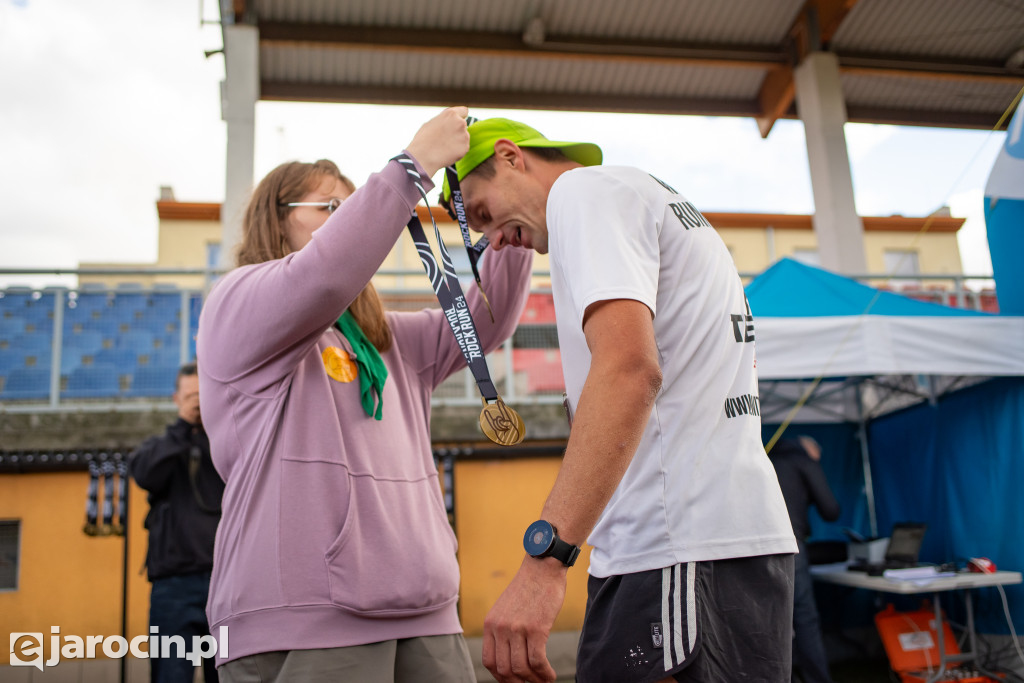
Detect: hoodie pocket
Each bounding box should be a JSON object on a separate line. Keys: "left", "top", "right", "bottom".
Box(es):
{"left": 325, "top": 474, "right": 459, "bottom": 617}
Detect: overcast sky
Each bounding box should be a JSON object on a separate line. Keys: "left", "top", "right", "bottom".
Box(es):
{"left": 0, "top": 0, "right": 1009, "bottom": 288}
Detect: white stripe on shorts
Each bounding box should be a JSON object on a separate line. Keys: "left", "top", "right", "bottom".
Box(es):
{"left": 686, "top": 561, "right": 697, "bottom": 654}
{"left": 661, "top": 562, "right": 698, "bottom": 673}
{"left": 673, "top": 563, "right": 684, "bottom": 664}
{"left": 661, "top": 566, "right": 672, "bottom": 671}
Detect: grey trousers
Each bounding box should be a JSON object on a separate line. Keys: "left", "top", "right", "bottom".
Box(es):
{"left": 217, "top": 634, "right": 476, "bottom": 683}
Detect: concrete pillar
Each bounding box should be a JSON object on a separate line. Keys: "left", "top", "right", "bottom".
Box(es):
{"left": 793, "top": 52, "right": 867, "bottom": 274}
{"left": 219, "top": 24, "right": 259, "bottom": 269}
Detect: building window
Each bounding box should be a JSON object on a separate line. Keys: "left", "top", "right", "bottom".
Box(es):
{"left": 206, "top": 243, "right": 222, "bottom": 284}
{"left": 0, "top": 520, "right": 20, "bottom": 591}
{"left": 883, "top": 249, "right": 920, "bottom": 276}
{"left": 884, "top": 249, "right": 920, "bottom": 287}
{"left": 792, "top": 249, "right": 820, "bottom": 267}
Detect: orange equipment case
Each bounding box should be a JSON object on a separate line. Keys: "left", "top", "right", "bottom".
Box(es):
{"left": 874, "top": 604, "right": 1002, "bottom": 683}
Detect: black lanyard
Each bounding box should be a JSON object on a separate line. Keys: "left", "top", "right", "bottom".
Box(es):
{"left": 445, "top": 167, "right": 491, "bottom": 308}
{"left": 391, "top": 152, "right": 526, "bottom": 446}
{"left": 393, "top": 153, "right": 499, "bottom": 402}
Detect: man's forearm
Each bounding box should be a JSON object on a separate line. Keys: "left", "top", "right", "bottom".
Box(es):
{"left": 540, "top": 356, "right": 661, "bottom": 546}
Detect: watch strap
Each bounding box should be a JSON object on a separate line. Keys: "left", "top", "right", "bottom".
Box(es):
{"left": 549, "top": 536, "right": 581, "bottom": 567}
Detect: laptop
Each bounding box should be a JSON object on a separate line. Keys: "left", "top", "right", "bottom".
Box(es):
{"left": 849, "top": 523, "right": 927, "bottom": 575}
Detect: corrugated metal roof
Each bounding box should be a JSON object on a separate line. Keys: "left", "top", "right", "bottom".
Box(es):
{"left": 842, "top": 71, "right": 1022, "bottom": 114}
{"left": 238, "top": 0, "right": 1024, "bottom": 131}
{"left": 832, "top": 0, "right": 1024, "bottom": 61}
{"left": 256, "top": 0, "right": 806, "bottom": 44}
{"left": 262, "top": 45, "right": 767, "bottom": 97}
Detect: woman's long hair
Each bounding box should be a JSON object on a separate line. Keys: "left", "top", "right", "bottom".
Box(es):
{"left": 235, "top": 160, "right": 392, "bottom": 351}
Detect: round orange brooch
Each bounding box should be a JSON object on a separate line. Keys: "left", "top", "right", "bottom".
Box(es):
{"left": 322, "top": 347, "right": 358, "bottom": 383}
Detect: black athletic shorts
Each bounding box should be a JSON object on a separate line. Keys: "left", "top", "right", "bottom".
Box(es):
{"left": 576, "top": 554, "right": 795, "bottom": 683}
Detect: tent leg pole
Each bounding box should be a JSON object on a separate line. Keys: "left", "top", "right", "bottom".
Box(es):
{"left": 856, "top": 384, "right": 878, "bottom": 537}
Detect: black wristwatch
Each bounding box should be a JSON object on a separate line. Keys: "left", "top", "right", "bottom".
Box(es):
{"left": 523, "top": 520, "right": 581, "bottom": 567}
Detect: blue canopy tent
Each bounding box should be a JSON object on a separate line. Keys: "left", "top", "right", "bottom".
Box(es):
{"left": 746, "top": 258, "right": 1024, "bottom": 631}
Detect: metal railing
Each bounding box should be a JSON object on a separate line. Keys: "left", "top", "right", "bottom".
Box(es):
{"left": 0, "top": 268, "right": 999, "bottom": 413}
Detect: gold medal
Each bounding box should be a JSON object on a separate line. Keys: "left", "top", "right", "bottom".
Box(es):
{"left": 323, "top": 347, "right": 358, "bottom": 383}
{"left": 479, "top": 397, "right": 525, "bottom": 446}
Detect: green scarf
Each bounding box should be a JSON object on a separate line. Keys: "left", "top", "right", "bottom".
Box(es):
{"left": 335, "top": 310, "right": 388, "bottom": 420}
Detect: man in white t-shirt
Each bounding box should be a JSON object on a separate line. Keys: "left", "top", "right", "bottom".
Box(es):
{"left": 443, "top": 118, "right": 797, "bottom": 683}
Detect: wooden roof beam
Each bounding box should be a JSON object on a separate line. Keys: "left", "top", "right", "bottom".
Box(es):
{"left": 756, "top": 0, "right": 860, "bottom": 138}
{"left": 259, "top": 81, "right": 762, "bottom": 118}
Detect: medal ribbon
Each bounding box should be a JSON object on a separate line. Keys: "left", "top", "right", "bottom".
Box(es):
{"left": 437, "top": 115, "right": 492, "bottom": 318}
{"left": 392, "top": 153, "right": 499, "bottom": 403}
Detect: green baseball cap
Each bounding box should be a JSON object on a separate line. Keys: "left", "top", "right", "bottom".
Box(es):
{"left": 442, "top": 118, "right": 602, "bottom": 200}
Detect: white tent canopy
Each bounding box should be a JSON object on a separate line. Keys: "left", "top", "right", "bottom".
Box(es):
{"left": 749, "top": 258, "right": 1024, "bottom": 424}
{"left": 748, "top": 258, "right": 1024, "bottom": 535}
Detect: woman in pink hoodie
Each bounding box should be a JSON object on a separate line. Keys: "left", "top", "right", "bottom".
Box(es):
{"left": 197, "top": 108, "right": 533, "bottom": 682}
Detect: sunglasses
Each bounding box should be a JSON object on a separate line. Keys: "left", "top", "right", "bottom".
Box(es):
{"left": 281, "top": 197, "right": 344, "bottom": 214}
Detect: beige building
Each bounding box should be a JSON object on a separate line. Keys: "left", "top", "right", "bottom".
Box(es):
{"left": 80, "top": 190, "right": 966, "bottom": 294}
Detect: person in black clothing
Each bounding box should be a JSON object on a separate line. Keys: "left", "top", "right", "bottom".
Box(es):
{"left": 769, "top": 436, "right": 841, "bottom": 683}
{"left": 130, "top": 362, "right": 223, "bottom": 683}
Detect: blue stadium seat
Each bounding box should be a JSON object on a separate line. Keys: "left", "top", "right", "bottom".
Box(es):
{"left": 9, "top": 334, "right": 52, "bottom": 353}
{"left": 138, "top": 306, "right": 179, "bottom": 327}
{"left": 156, "top": 332, "right": 181, "bottom": 352}
{"left": 71, "top": 292, "right": 112, "bottom": 314}
{"left": 1, "top": 367, "right": 52, "bottom": 401}
{"left": 21, "top": 307, "right": 54, "bottom": 327}
{"left": 127, "top": 364, "right": 178, "bottom": 397}
{"left": 113, "top": 292, "right": 149, "bottom": 313}
{"left": 60, "top": 350, "right": 84, "bottom": 375}
{"left": 94, "top": 347, "right": 140, "bottom": 367}
{"left": 63, "top": 305, "right": 109, "bottom": 332}
{"left": 27, "top": 353, "right": 52, "bottom": 369}
{"left": 0, "top": 287, "right": 34, "bottom": 310}
{"left": 145, "top": 347, "right": 183, "bottom": 367}
{"left": 64, "top": 330, "right": 105, "bottom": 353}
{"left": 150, "top": 291, "right": 182, "bottom": 309}
{"left": 63, "top": 364, "right": 121, "bottom": 399}
{"left": 0, "top": 317, "right": 28, "bottom": 337}
{"left": 109, "top": 305, "right": 143, "bottom": 323}
{"left": 3, "top": 349, "right": 52, "bottom": 370}
{"left": 116, "top": 330, "right": 156, "bottom": 352}
{"left": 0, "top": 350, "right": 22, "bottom": 374}
{"left": 34, "top": 289, "right": 61, "bottom": 309}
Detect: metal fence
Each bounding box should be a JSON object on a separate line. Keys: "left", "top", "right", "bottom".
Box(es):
{"left": 0, "top": 268, "right": 998, "bottom": 413}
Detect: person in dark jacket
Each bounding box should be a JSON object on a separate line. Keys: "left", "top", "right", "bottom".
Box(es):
{"left": 130, "top": 362, "right": 223, "bottom": 683}
{"left": 769, "top": 436, "right": 841, "bottom": 683}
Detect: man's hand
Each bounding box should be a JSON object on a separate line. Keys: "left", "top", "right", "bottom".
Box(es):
{"left": 483, "top": 556, "right": 567, "bottom": 683}
{"left": 799, "top": 435, "right": 821, "bottom": 462}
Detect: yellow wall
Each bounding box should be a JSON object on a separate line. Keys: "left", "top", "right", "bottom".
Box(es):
{"left": 2, "top": 455, "right": 583, "bottom": 668}
{"left": 454, "top": 457, "right": 590, "bottom": 636}
{"left": 864, "top": 232, "right": 964, "bottom": 276}
{"left": 153, "top": 218, "right": 221, "bottom": 290}
{"left": 0, "top": 473, "right": 149, "bottom": 667}
{"left": 717, "top": 227, "right": 772, "bottom": 275}
{"left": 717, "top": 225, "right": 964, "bottom": 280}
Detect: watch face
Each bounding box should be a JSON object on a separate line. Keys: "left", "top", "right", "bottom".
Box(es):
{"left": 524, "top": 520, "right": 556, "bottom": 557}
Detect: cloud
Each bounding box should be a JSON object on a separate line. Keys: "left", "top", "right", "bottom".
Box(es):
{"left": 948, "top": 188, "right": 993, "bottom": 277}
{"left": 0, "top": 0, "right": 224, "bottom": 278}
{"left": 0, "top": 0, "right": 1008, "bottom": 291}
